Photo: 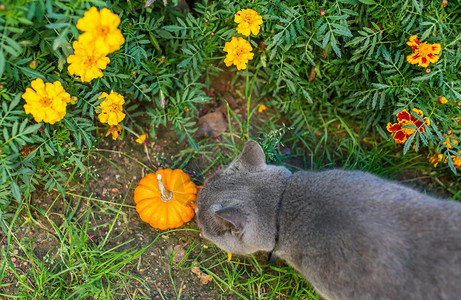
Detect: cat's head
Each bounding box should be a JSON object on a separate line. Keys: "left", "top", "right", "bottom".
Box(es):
{"left": 195, "top": 140, "right": 291, "bottom": 255}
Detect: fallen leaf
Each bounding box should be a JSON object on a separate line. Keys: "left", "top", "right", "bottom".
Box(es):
{"left": 171, "top": 244, "right": 186, "bottom": 263}
{"left": 222, "top": 93, "right": 237, "bottom": 109}
{"left": 195, "top": 110, "right": 227, "bottom": 138}
{"left": 191, "top": 266, "right": 213, "bottom": 284}
{"left": 259, "top": 41, "right": 267, "bottom": 51}
{"left": 308, "top": 66, "right": 316, "bottom": 82}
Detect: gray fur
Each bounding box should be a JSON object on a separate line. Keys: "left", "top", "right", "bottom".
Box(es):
{"left": 195, "top": 140, "right": 461, "bottom": 300}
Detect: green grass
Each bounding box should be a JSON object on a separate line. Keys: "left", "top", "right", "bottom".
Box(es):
{"left": 0, "top": 191, "right": 155, "bottom": 299}
{"left": 201, "top": 255, "right": 319, "bottom": 299}
{"left": 163, "top": 239, "right": 319, "bottom": 300}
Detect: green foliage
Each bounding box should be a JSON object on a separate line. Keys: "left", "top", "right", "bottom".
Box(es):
{"left": 1, "top": 0, "right": 461, "bottom": 215}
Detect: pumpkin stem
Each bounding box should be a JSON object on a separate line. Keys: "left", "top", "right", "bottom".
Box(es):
{"left": 157, "top": 174, "right": 173, "bottom": 202}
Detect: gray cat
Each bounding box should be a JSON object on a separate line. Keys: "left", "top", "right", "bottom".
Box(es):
{"left": 195, "top": 140, "right": 461, "bottom": 300}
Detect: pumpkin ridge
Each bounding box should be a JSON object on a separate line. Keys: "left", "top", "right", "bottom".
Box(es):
{"left": 156, "top": 201, "right": 171, "bottom": 229}
{"left": 171, "top": 200, "right": 193, "bottom": 223}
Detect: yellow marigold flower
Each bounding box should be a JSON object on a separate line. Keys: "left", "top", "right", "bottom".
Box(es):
{"left": 22, "top": 78, "right": 71, "bottom": 125}
{"left": 406, "top": 35, "right": 441, "bottom": 68}
{"left": 77, "top": 7, "right": 125, "bottom": 56}
{"left": 98, "top": 91, "right": 126, "bottom": 126}
{"left": 258, "top": 104, "right": 268, "bottom": 112}
{"left": 437, "top": 96, "right": 448, "bottom": 104}
{"left": 106, "top": 124, "right": 122, "bottom": 140}
{"left": 67, "top": 40, "right": 110, "bottom": 82}
{"left": 223, "top": 37, "right": 254, "bottom": 70}
{"left": 234, "top": 9, "right": 263, "bottom": 36}
{"left": 441, "top": 134, "right": 458, "bottom": 149}
{"left": 136, "top": 134, "right": 147, "bottom": 144}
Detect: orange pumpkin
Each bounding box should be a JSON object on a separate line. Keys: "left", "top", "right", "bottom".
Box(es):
{"left": 134, "top": 168, "right": 197, "bottom": 230}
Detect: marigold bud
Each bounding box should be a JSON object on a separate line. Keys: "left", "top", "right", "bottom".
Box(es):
{"left": 29, "top": 60, "right": 37, "bottom": 70}
{"left": 70, "top": 96, "right": 78, "bottom": 105}
{"left": 319, "top": 9, "right": 326, "bottom": 16}
{"left": 441, "top": 0, "right": 448, "bottom": 7}
{"left": 0, "top": 4, "right": 6, "bottom": 11}
{"left": 457, "top": 102, "right": 461, "bottom": 107}
{"left": 210, "top": 32, "right": 214, "bottom": 37}
{"left": 131, "top": 71, "right": 137, "bottom": 76}
{"left": 204, "top": 20, "right": 209, "bottom": 24}
{"left": 160, "top": 56, "right": 165, "bottom": 63}
{"left": 425, "top": 68, "right": 431, "bottom": 74}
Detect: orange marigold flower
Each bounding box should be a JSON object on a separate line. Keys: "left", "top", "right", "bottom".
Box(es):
{"left": 428, "top": 153, "right": 444, "bottom": 168}
{"left": 386, "top": 108, "right": 430, "bottom": 144}
{"left": 406, "top": 35, "right": 441, "bottom": 68}
{"left": 441, "top": 134, "right": 458, "bottom": 149}
{"left": 234, "top": 9, "right": 263, "bottom": 36}
{"left": 452, "top": 155, "right": 461, "bottom": 168}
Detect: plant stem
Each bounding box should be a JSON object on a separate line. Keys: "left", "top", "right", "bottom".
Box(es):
{"left": 245, "top": 68, "right": 251, "bottom": 137}
{"left": 157, "top": 174, "right": 173, "bottom": 202}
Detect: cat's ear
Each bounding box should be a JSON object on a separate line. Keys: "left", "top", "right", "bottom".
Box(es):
{"left": 232, "top": 140, "right": 266, "bottom": 172}
{"left": 215, "top": 207, "right": 247, "bottom": 233}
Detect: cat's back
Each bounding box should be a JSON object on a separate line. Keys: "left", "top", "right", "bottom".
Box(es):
{"left": 276, "top": 169, "right": 461, "bottom": 300}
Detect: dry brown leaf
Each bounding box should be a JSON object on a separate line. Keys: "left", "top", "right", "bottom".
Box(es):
{"left": 222, "top": 93, "right": 237, "bottom": 109}
{"left": 308, "top": 66, "right": 316, "bottom": 82}
{"left": 171, "top": 244, "right": 186, "bottom": 263}
{"left": 191, "top": 266, "right": 213, "bottom": 284}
